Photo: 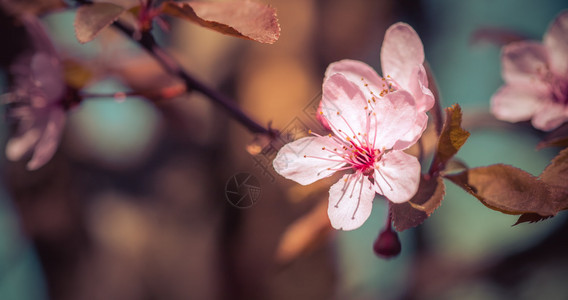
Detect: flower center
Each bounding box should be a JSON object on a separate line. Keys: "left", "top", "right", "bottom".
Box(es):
{"left": 379, "top": 75, "right": 399, "bottom": 97}
{"left": 345, "top": 143, "right": 382, "bottom": 176}
{"left": 539, "top": 69, "right": 568, "bottom": 105}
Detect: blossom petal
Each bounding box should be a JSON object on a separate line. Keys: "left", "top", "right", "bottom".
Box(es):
{"left": 380, "top": 22, "right": 425, "bottom": 90}
{"left": 532, "top": 102, "right": 568, "bottom": 131}
{"left": 371, "top": 90, "right": 419, "bottom": 150}
{"left": 392, "top": 111, "right": 428, "bottom": 151}
{"left": 501, "top": 41, "right": 550, "bottom": 90}
{"left": 31, "top": 52, "right": 65, "bottom": 102}
{"left": 325, "top": 59, "right": 383, "bottom": 94}
{"left": 373, "top": 151, "right": 420, "bottom": 203}
{"left": 27, "top": 108, "right": 66, "bottom": 170}
{"left": 316, "top": 101, "right": 331, "bottom": 131}
{"left": 321, "top": 73, "right": 369, "bottom": 141}
{"left": 6, "top": 126, "right": 41, "bottom": 161}
{"left": 273, "top": 136, "right": 345, "bottom": 185}
{"left": 328, "top": 173, "right": 375, "bottom": 231}
{"left": 490, "top": 85, "right": 542, "bottom": 123}
{"left": 408, "top": 65, "right": 435, "bottom": 112}
{"left": 544, "top": 10, "right": 568, "bottom": 76}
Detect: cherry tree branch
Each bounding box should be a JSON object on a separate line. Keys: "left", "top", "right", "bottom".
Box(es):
{"left": 74, "top": 0, "right": 274, "bottom": 136}
{"left": 114, "top": 22, "right": 275, "bottom": 136}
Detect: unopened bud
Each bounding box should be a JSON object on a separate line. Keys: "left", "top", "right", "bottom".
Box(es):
{"left": 373, "top": 226, "right": 401, "bottom": 259}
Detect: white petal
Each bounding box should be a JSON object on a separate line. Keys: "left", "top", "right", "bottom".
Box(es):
{"left": 321, "top": 73, "right": 370, "bottom": 142}
{"left": 27, "top": 108, "right": 66, "bottom": 170}
{"left": 273, "top": 136, "right": 345, "bottom": 185}
{"left": 374, "top": 151, "right": 421, "bottom": 203}
{"left": 532, "top": 102, "right": 568, "bottom": 131}
{"left": 501, "top": 41, "right": 550, "bottom": 91}
{"left": 371, "top": 90, "right": 419, "bottom": 150}
{"left": 324, "top": 59, "right": 384, "bottom": 102}
{"left": 328, "top": 173, "right": 375, "bottom": 231}
{"left": 490, "top": 85, "right": 542, "bottom": 123}
{"left": 6, "top": 127, "right": 41, "bottom": 161}
{"left": 392, "top": 110, "right": 428, "bottom": 151}
{"left": 544, "top": 10, "right": 568, "bottom": 76}
{"left": 381, "top": 22, "right": 425, "bottom": 91}
{"left": 408, "top": 65, "right": 435, "bottom": 112}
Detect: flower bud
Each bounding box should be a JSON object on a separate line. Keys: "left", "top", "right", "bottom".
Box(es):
{"left": 373, "top": 226, "right": 401, "bottom": 259}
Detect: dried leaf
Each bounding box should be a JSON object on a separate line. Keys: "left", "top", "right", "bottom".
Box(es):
{"left": 392, "top": 175, "right": 445, "bottom": 232}
{"left": 537, "top": 123, "right": 568, "bottom": 149}
{"left": 430, "top": 104, "right": 470, "bottom": 175}
{"left": 539, "top": 147, "right": 568, "bottom": 209}
{"left": 445, "top": 164, "right": 556, "bottom": 216}
{"left": 160, "top": 0, "right": 280, "bottom": 44}
{"left": 74, "top": 2, "right": 126, "bottom": 44}
{"left": 513, "top": 213, "right": 552, "bottom": 226}
{"left": 275, "top": 200, "right": 332, "bottom": 264}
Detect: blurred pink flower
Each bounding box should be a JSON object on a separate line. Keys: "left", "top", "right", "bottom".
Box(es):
{"left": 491, "top": 11, "right": 568, "bottom": 131}
{"left": 4, "top": 16, "right": 68, "bottom": 170}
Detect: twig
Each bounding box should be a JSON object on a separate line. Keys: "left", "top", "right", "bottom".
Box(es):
{"left": 74, "top": 0, "right": 275, "bottom": 137}
{"left": 113, "top": 22, "right": 275, "bottom": 136}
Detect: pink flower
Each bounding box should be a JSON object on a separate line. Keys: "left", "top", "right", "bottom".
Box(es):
{"left": 491, "top": 11, "right": 568, "bottom": 131}
{"left": 4, "top": 16, "right": 68, "bottom": 170}
{"left": 273, "top": 23, "right": 430, "bottom": 230}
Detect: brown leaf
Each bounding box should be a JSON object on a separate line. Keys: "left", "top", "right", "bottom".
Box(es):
{"left": 537, "top": 123, "right": 568, "bottom": 149}
{"left": 74, "top": 2, "right": 126, "bottom": 44}
{"left": 539, "top": 147, "right": 568, "bottom": 210}
{"left": 513, "top": 213, "right": 552, "bottom": 226}
{"left": 445, "top": 164, "right": 556, "bottom": 216}
{"left": 430, "top": 104, "right": 470, "bottom": 175}
{"left": 275, "top": 200, "right": 332, "bottom": 264}
{"left": 392, "top": 175, "right": 445, "bottom": 232}
{"left": 160, "top": 0, "right": 280, "bottom": 44}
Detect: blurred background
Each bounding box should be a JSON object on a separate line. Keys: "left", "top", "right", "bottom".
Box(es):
{"left": 1, "top": 0, "right": 567, "bottom": 299}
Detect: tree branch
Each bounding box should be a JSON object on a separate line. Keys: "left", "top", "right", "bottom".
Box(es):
{"left": 112, "top": 22, "right": 275, "bottom": 136}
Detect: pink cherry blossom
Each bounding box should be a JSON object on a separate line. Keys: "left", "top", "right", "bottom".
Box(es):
{"left": 4, "top": 16, "right": 68, "bottom": 170}
{"left": 273, "top": 23, "right": 430, "bottom": 231}
{"left": 491, "top": 11, "right": 568, "bottom": 131}
{"left": 274, "top": 73, "right": 422, "bottom": 230}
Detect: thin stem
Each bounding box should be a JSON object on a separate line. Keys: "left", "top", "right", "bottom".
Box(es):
{"left": 385, "top": 202, "right": 393, "bottom": 228}
{"left": 81, "top": 91, "right": 140, "bottom": 99}
{"left": 417, "top": 137, "right": 425, "bottom": 164}
{"left": 112, "top": 22, "right": 274, "bottom": 136}
{"left": 74, "top": 0, "right": 274, "bottom": 136}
